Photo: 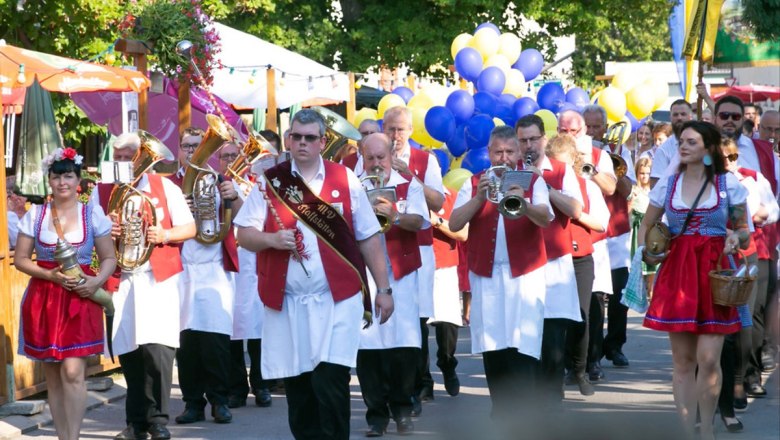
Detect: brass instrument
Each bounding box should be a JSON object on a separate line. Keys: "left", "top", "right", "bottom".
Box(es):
{"left": 225, "top": 131, "right": 279, "bottom": 191}
{"left": 581, "top": 162, "right": 597, "bottom": 179}
{"left": 485, "top": 165, "right": 527, "bottom": 220}
{"left": 604, "top": 121, "right": 628, "bottom": 178}
{"left": 310, "top": 106, "right": 362, "bottom": 160}
{"left": 361, "top": 166, "right": 395, "bottom": 233}
{"left": 107, "top": 130, "right": 175, "bottom": 270}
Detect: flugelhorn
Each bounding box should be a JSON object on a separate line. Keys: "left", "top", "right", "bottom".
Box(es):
{"left": 361, "top": 166, "right": 394, "bottom": 233}
{"left": 485, "top": 165, "right": 527, "bottom": 219}
{"left": 107, "top": 130, "right": 174, "bottom": 270}
{"left": 225, "top": 132, "right": 279, "bottom": 192}
{"left": 604, "top": 121, "right": 628, "bottom": 178}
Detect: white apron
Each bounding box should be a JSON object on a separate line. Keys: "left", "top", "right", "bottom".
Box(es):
{"left": 543, "top": 255, "right": 582, "bottom": 321}
{"left": 592, "top": 240, "right": 614, "bottom": 293}
{"left": 429, "top": 266, "right": 463, "bottom": 326}
{"left": 179, "top": 240, "right": 235, "bottom": 336}
{"left": 417, "top": 244, "right": 435, "bottom": 317}
{"left": 360, "top": 262, "right": 421, "bottom": 349}
{"left": 232, "top": 247, "right": 264, "bottom": 340}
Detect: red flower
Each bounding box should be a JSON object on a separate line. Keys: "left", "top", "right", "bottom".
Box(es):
{"left": 62, "top": 147, "right": 78, "bottom": 160}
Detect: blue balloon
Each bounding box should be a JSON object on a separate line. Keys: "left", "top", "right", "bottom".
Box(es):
{"left": 446, "top": 90, "right": 475, "bottom": 124}
{"left": 626, "top": 111, "right": 646, "bottom": 133}
{"left": 513, "top": 49, "right": 544, "bottom": 82}
{"left": 392, "top": 86, "right": 414, "bottom": 104}
{"left": 565, "top": 87, "right": 590, "bottom": 109}
{"left": 447, "top": 124, "right": 468, "bottom": 157}
{"left": 473, "top": 92, "right": 497, "bottom": 116}
{"left": 377, "top": 119, "right": 384, "bottom": 131}
{"left": 465, "top": 114, "right": 495, "bottom": 150}
{"left": 430, "top": 148, "right": 451, "bottom": 176}
{"left": 424, "top": 106, "right": 457, "bottom": 143}
{"left": 495, "top": 102, "right": 515, "bottom": 126}
{"left": 462, "top": 147, "right": 491, "bottom": 174}
{"left": 512, "top": 97, "right": 539, "bottom": 120}
{"left": 454, "top": 48, "right": 483, "bottom": 83}
{"left": 475, "top": 22, "right": 501, "bottom": 35}
{"left": 477, "top": 67, "right": 506, "bottom": 97}
{"left": 537, "top": 82, "right": 565, "bottom": 113}
{"left": 499, "top": 93, "right": 517, "bottom": 107}
{"left": 559, "top": 102, "right": 579, "bottom": 114}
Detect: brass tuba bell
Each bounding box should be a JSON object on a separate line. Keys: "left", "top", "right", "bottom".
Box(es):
{"left": 310, "top": 106, "right": 362, "bottom": 160}
{"left": 107, "top": 130, "right": 175, "bottom": 271}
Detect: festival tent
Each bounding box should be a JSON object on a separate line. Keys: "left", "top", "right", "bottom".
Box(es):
{"left": 713, "top": 85, "right": 780, "bottom": 103}
{"left": 208, "top": 23, "right": 350, "bottom": 110}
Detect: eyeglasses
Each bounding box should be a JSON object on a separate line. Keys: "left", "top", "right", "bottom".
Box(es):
{"left": 717, "top": 112, "right": 743, "bottom": 121}
{"left": 726, "top": 153, "right": 739, "bottom": 162}
{"left": 518, "top": 135, "right": 543, "bottom": 145}
{"left": 220, "top": 153, "right": 239, "bottom": 161}
{"left": 289, "top": 133, "right": 322, "bottom": 142}
{"left": 385, "top": 127, "right": 409, "bottom": 134}
{"left": 180, "top": 143, "right": 199, "bottom": 151}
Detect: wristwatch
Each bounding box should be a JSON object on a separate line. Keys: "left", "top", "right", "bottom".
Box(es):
{"left": 393, "top": 212, "right": 401, "bottom": 225}
{"left": 377, "top": 287, "right": 393, "bottom": 296}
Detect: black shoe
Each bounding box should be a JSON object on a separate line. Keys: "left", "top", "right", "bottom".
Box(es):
{"left": 396, "top": 417, "right": 414, "bottom": 436}
{"left": 410, "top": 395, "right": 422, "bottom": 418}
{"left": 255, "top": 388, "right": 272, "bottom": 407}
{"left": 114, "top": 424, "right": 148, "bottom": 440}
{"left": 418, "top": 386, "right": 434, "bottom": 402}
{"left": 147, "top": 424, "right": 171, "bottom": 440}
{"left": 575, "top": 374, "right": 595, "bottom": 396}
{"left": 365, "top": 425, "right": 386, "bottom": 437}
{"left": 211, "top": 404, "right": 232, "bottom": 423}
{"left": 587, "top": 362, "right": 605, "bottom": 382}
{"left": 174, "top": 407, "right": 205, "bottom": 424}
{"left": 607, "top": 351, "right": 629, "bottom": 368}
{"left": 564, "top": 370, "right": 577, "bottom": 386}
{"left": 443, "top": 372, "right": 460, "bottom": 397}
{"left": 734, "top": 396, "right": 748, "bottom": 412}
{"left": 227, "top": 395, "right": 246, "bottom": 408}
{"left": 720, "top": 414, "right": 744, "bottom": 433}
{"left": 746, "top": 382, "right": 767, "bottom": 397}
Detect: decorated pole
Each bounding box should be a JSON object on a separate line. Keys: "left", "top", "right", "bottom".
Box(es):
{"left": 347, "top": 72, "right": 356, "bottom": 123}
{"left": 266, "top": 68, "right": 277, "bottom": 132}
{"left": 115, "top": 39, "right": 151, "bottom": 131}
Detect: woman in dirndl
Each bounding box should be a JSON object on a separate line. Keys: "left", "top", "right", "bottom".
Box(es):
{"left": 14, "top": 148, "right": 116, "bottom": 440}
{"left": 638, "top": 121, "right": 750, "bottom": 440}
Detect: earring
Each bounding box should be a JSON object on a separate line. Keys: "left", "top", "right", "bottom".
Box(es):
{"left": 702, "top": 153, "right": 713, "bottom": 166}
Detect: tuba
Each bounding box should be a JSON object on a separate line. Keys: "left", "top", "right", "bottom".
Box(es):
{"left": 485, "top": 165, "right": 527, "bottom": 220}
{"left": 604, "top": 121, "right": 628, "bottom": 178}
{"left": 107, "top": 130, "right": 175, "bottom": 271}
{"left": 361, "top": 166, "right": 395, "bottom": 233}
{"left": 310, "top": 106, "right": 362, "bottom": 160}
{"left": 181, "top": 114, "right": 241, "bottom": 245}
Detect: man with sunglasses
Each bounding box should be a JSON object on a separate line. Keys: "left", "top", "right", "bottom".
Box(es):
{"left": 235, "top": 109, "right": 393, "bottom": 440}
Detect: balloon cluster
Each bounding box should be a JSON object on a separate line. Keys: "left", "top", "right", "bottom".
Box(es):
{"left": 593, "top": 71, "right": 669, "bottom": 138}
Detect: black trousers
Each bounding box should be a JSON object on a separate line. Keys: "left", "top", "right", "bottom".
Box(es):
{"left": 604, "top": 267, "right": 629, "bottom": 355}
{"left": 119, "top": 343, "right": 176, "bottom": 427}
{"left": 435, "top": 322, "right": 459, "bottom": 374}
{"left": 357, "top": 348, "right": 419, "bottom": 428}
{"left": 284, "top": 362, "right": 351, "bottom": 440}
{"left": 416, "top": 318, "right": 434, "bottom": 395}
{"left": 588, "top": 291, "right": 606, "bottom": 365}
{"left": 566, "top": 255, "right": 595, "bottom": 376}
{"left": 228, "top": 338, "right": 267, "bottom": 399}
{"left": 483, "top": 348, "right": 538, "bottom": 418}
{"left": 539, "top": 318, "right": 571, "bottom": 404}
{"left": 176, "top": 329, "right": 231, "bottom": 408}
{"left": 718, "top": 333, "right": 738, "bottom": 418}
{"left": 746, "top": 258, "right": 771, "bottom": 385}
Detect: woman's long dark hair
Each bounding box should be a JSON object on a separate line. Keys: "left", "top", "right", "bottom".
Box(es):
{"left": 677, "top": 120, "right": 726, "bottom": 182}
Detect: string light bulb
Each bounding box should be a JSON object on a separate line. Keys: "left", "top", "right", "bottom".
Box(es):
{"left": 279, "top": 72, "right": 286, "bottom": 88}
{"left": 308, "top": 76, "right": 314, "bottom": 91}
{"left": 331, "top": 75, "right": 337, "bottom": 89}
{"left": 17, "top": 64, "right": 26, "bottom": 84}
{"left": 249, "top": 69, "right": 256, "bottom": 85}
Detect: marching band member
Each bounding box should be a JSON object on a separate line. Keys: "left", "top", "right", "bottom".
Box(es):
{"left": 341, "top": 119, "right": 380, "bottom": 171}
{"left": 356, "top": 133, "right": 429, "bottom": 437}
{"left": 516, "top": 115, "right": 584, "bottom": 406}
{"left": 234, "top": 109, "right": 393, "bottom": 440}
{"left": 382, "top": 106, "right": 445, "bottom": 409}
{"left": 449, "top": 125, "right": 553, "bottom": 418}
{"left": 428, "top": 186, "right": 468, "bottom": 398}
{"left": 169, "top": 130, "right": 240, "bottom": 426}
{"left": 94, "top": 133, "right": 196, "bottom": 440}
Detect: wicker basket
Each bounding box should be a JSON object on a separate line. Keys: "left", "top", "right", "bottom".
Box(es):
{"left": 708, "top": 251, "right": 755, "bottom": 307}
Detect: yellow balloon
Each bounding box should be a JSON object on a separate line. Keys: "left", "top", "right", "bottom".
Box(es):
{"left": 377, "top": 94, "right": 406, "bottom": 119}
{"left": 503, "top": 69, "right": 526, "bottom": 97}
{"left": 484, "top": 54, "right": 512, "bottom": 76}
{"left": 497, "top": 33, "right": 521, "bottom": 65}
{"left": 626, "top": 84, "right": 655, "bottom": 119}
{"left": 451, "top": 154, "right": 465, "bottom": 169}
{"left": 410, "top": 107, "right": 442, "bottom": 148}
{"left": 407, "top": 92, "right": 435, "bottom": 111}
{"left": 352, "top": 107, "right": 378, "bottom": 128}
{"left": 599, "top": 86, "right": 627, "bottom": 122}
{"left": 473, "top": 27, "right": 500, "bottom": 59}
{"left": 442, "top": 168, "right": 473, "bottom": 192}
{"left": 590, "top": 89, "right": 603, "bottom": 104}
{"left": 421, "top": 85, "right": 449, "bottom": 107}
{"left": 644, "top": 77, "right": 669, "bottom": 111}
{"left": 493, "top": 117, "right": 505, "bottom": 127}
{"left": 451, "top": 33, "right": 473, "bottom": 60}
{"left": 534, "top": 109, "right": 558, "bottom": 133}
{"left": 611, "top": 70, "right": 641, "bottom": 93}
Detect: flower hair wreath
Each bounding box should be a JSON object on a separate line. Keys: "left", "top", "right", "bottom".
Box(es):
{"left": 41, "top": 147, "right": 84, "bottom": 173}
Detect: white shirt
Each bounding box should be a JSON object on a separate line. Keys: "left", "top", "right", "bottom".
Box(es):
{"left": 586, "top": 179, "right": 611, "bottom": 233}
{"left": 356, "top": 143, "right": 446, "bottom": 198}
{"left": 649, "top": 171, "right": 748, "bottom": 210}
{"left": 8, "top": 212, "right": 21, "bottom": 249}
{"left": 356, "top": 168, "right": 431, "bottom": 232}
{"left": 18, "top": 203, "right": 112, "bottom": 245}
{"left": 650, "top": 136, "right": 679, "bottom": 180}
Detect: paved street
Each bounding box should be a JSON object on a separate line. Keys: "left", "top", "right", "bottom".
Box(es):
{"left": 12, "top": 312, "right": 780, "bottom": 439}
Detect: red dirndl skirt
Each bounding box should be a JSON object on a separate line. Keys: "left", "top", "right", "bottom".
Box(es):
{"left": 643, "top": 235, "right": 740, "bottom": 334}
{"left": 21, "top": 261, "right": 104, "bottom": 360}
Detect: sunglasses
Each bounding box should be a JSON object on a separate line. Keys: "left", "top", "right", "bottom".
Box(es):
{"left": 717, "top": 112, "right": 743, "bottom": 121}
{"left": 289, "top": 133, "right": 322, "bottom": 142}
{"left": 726, "top": 153, "right": 739, "bottom": 162}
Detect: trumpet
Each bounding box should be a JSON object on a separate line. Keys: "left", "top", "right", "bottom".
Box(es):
{"left": 361, "top": 166, "right": 393, "bottom": 233}
{"left": 604, "top": 121, "right": 628, "bottom": 178}
{"left": 581, "top": 162, "right": 597, "bottom": 179}
{"left": 485, "top": 165, "right": 527, "bottom": 219}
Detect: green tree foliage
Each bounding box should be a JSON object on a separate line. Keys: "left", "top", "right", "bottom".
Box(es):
{"left": 741, "top": 0, "right": 780, "bottom": 41}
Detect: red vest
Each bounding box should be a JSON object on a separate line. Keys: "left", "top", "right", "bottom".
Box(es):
{"left": 257, "top": 161, "right": 364, "bottom": 311}
{"left": 752, "top": 139, "right": 779, "bottom": 258}
{"left": 432, "top": 191, "right": 459, "bottom": 269}
{"left": 736, "top": 168, "right": 763, "bottom": 259}
{"left": 384, "top": 181, "right": 423, "bottom": 280}
{"left": 593, "top": 148, "right": 630, "bottom": 238}
{"left": 408, "top": 148, "right": 435, "bottom": 246}
{"left": 466, "top": 172, "right": 547, "bottom": 278}
{"left": 542, "top": 158, "right": 574, "bottom": 259}
{"left": 457, "top": 241, "right": 470, "bottom": 292}
{"left": 342, "top": 152, "right": 359, "bottom": 172}
{"left": 571, "top": 177, "right": 595, "bottom": 257}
